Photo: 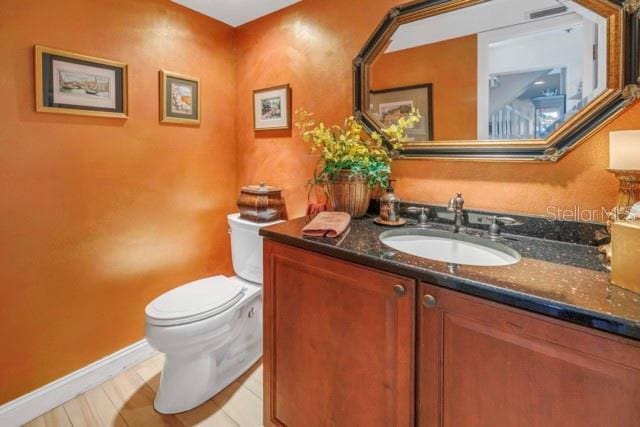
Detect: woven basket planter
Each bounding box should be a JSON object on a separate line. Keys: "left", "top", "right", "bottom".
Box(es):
{"left": 326, "top": 170, "right": 371, "bottom": 218}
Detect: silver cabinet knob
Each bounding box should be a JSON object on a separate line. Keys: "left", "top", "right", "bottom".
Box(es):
{"left": 393, "top": 284, "right": 406, "bottom": 297}
{"left": 423, "top": 294, "right": 437, "bottom": 308}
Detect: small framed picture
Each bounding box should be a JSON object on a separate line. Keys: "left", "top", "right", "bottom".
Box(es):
{"left": 35, "top": 45, "right": 128, "bottom": 118}
{"left": 160, "top": 70, "right": 200, "bottom": 125}
{"left": 253, "top": 84, "right": 291, "bottom": 131}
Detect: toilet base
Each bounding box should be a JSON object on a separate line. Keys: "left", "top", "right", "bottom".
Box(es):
{"left": 154, "top": 339, "right": 262, "bottom": 414}
{"left": 146, "top": 278, "right": 263, "bottom": 414}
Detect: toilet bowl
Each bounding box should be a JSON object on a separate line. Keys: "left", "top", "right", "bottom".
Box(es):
{"left": 144, "top": 213, "right": 281, "bottom": 414}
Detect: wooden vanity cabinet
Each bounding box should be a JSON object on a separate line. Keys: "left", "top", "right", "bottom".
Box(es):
{"left": 418, "top": 283, "right": 640, "bottom": 427}
{"left": 263, "top": 240, "right": 640, "bottom": 427}
{"left": 263, "top": 241, "right": 415, "bottom": 427}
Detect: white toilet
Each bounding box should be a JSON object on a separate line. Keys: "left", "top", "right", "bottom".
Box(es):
{"left": 144, "top": 213, "right": 281, "bottom": 414}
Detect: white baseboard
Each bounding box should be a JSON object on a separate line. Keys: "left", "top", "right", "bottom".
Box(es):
{"left": 0, "top": 339, "right": 157, "bottom": 427}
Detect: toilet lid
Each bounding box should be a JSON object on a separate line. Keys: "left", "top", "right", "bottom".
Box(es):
{"left": 145, "top": 276, "right": 246, "bottom": 326}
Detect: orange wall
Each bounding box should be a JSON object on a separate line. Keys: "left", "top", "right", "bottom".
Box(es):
{"left": 371, "top": 35, "right": 478, "bottom": 140}
{"left": 234, "top": 0, "right": 636, "bottom": 220}
{"left": 0, "top": 0, "right": 236, "bottom": 403}
{"left": 2, "top": 0, "right": 639, "bottom": 405}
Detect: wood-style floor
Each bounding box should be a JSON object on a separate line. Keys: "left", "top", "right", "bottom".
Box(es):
{"left": 24, "top": 355, "right": 263, "bottom": 427}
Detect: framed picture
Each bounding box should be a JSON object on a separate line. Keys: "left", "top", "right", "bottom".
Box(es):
{"left": 35, "top": 45, "right": 127, "bottom": 118}
{"left": 160, "top": 70, "right": 200, "bottom": 125}
{"left": 253, "top": 84, "right": 291, "bottom": 131}
{"left": 369, "top": 84, "right": 433, "bottom": 141}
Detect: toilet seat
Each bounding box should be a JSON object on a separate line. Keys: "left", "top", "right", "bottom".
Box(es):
{"left": 145, "top": 276, "right": 246, "bottom": 326}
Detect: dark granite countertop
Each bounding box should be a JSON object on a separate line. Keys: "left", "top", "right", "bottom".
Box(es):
{"left": 261, "top": 216, "right": 640, "bottom": 341}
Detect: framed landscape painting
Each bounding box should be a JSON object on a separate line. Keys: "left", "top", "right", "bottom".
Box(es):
{"left": 369, "top": 84, "right": 433, "bottom": 141}
{"left": 35, "top": 45, "right": 128, "bottom": 118}
{"left": 160, "top": 70, "right": 200, "bottom": 125}
{"left": 253, "top": 84, "right": 291, "bottom": 131}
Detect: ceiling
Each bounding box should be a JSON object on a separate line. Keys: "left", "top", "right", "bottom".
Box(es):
{"left": 171, "top": 0, "right": 301, "bottom": 27}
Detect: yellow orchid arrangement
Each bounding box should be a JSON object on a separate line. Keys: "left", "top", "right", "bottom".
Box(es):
{"left": 295, "top": 108, "right": 421, "bottom": 189}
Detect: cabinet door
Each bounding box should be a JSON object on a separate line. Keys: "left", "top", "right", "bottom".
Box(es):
{"left": 418, "top": 283, "right": 640, "bottom": 427}
{"left": 263, "top": 241, "right": 415, "bottom": 427}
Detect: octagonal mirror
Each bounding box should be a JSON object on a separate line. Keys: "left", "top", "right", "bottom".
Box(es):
{"left": 354, "top": 0, "right": 640, "bottom": 161}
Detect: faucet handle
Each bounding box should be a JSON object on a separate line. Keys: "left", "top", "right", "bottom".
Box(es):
{"left": 487, "top": 216, "right": 521, "bottom": 238}
{"left": 406, "top": 206, "right": 430, "bottom": 225}
{"left": 496, "top": 216, "right": 519, "bottom": 225}
{"left": 487, "top": 215, "right": 520, "bottom": 225}
{"left": 406, "top": 206, "right": 425, "bottom": 213}
{"left": 448, "top": 193, "right": 464, "bottom": 211}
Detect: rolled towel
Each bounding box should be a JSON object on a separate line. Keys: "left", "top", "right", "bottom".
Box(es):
{"left": 302, "top": 211, "right": 351, "bottom": 238}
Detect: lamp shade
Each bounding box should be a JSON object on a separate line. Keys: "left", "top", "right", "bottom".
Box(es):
{"left": 610, "top": 131, "right": 640, "bottom": 170}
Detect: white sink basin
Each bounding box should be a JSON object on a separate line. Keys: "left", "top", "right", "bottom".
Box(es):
{"left": 380, "top": 229, "right": 521, "bottom": 267}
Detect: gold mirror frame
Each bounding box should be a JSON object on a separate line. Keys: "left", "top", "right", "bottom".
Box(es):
{"left": 353, "top": 0, "right": 640, "bottom": 161}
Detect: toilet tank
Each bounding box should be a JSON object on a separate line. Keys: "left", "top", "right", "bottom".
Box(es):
{"left": 227, "top": 213, "right": 283, "bottom": 284}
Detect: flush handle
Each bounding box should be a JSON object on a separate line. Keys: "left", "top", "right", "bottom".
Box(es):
{"left": 423, "top": 294, "right": 437, "bottom": 309}
{"left": 393, "top": 284, "right": 406, "bottom": 297}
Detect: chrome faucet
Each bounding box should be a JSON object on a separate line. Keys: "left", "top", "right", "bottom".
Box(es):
{"left": 447, "top": 193, "right": 465, "bottom": 233}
